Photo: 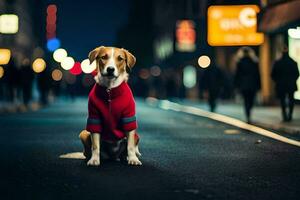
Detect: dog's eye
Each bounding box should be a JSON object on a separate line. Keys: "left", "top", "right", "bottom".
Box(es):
{"left": 100, "top": 55, "right": 108, "bottom": 60}
{"left": 117, "top": 56, "right": 124, "bottom": 61}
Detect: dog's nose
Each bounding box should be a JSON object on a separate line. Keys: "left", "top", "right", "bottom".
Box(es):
{"left": 107, "top": 67, "right": 115, "bottom": 74}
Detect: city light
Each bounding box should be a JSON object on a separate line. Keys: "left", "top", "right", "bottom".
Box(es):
{"left": 183, "top": 65, "right": 196, "bottom": 88}
{"left": 207, "top": 5, "right": 264, "bottom": 46}
{"left": 0, "top": 49, "right": 11, "bottom": 65}
{"left": 47, "top": 38, "right": 61, "bottom": 52}
{"left": 176, "top": 20, "right": 196, "bottom": 52}
{"left": 70, "top": 62, "right": 82, "bottom": 75}
{"left": 61, "top": 57, "right": 75, "bottom": 70}
{"left": 0, "top": 66, "right": 4, "bottom": 78}
{"left": 65, "top": 73, "right": 76, "bottom": 84}
{"left": 53, "top": 48, "right": 67, "bottom": 62}
{"left": 81, "top": 59, "right": 97, "bottom": 73}
{"left": 288, "top": 28, "right": 300, "bottom": 39}
{"left": 150, "top": 66, "right": 161, "bottom": 77}
{"left": 198, "top": 55, "right": 211, "bottom": 68}
{"left": 139, "top": 69, "right": 150, "bottom": 79}
{"left": 32, "top": 58, "right": 46, "bottom": 73}
{"left": 46, "top": 4, "right": 57, "bottom": 40}
{"left": 288, "top": 30, "right": 300, "bottom": 100}
{"left": 0, "top": 14, "right": 19, "bottom": 34}
{"left": 52, "top": 69, "right": 63, "bottom": 81}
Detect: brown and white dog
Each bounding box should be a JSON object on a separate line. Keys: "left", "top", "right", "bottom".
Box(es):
{"left": 79, "top": 46, "right": 142, "bottom": 166}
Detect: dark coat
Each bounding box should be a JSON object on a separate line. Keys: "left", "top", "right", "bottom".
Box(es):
{"left": 234, "top": 56, "right": 261, "bottom": 92}
{"left": 271, "top": 53, "right": 299, "bottom": 94}
{"left": 201, "top": 64, "right": 224, "bottom": 96}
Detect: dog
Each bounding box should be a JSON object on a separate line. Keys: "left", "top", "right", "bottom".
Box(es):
{"left": 79, "top": 46, "right": 142, "bottom": 166}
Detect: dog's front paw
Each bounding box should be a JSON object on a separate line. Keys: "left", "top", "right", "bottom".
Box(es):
{"left": 127, "top": 156, "right": 142, "bottom": 166}
{"left": 87, "top": 155, "right": 100, "bottom": 166}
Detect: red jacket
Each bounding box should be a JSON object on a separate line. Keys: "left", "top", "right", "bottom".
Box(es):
{"left": 86, "top": 82, "right": 138, "bottom": 142}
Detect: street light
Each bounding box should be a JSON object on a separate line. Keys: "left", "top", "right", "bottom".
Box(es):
{"left": 198, "top": 55, "right": 211, "bottom": 68}
{"left": 61, "top": 57, "right": 75, "bottom": 70}
{"left": 53, "top": 48, "right": 67, "bottom": 62}
{"left": 52, "top": 69, "right": 63, "bottom": 81}
{"left": 32, "top": 58, "right": 46, "bottom": 73}
{"left": 81, "top": 59, "right": 96, "bottom": 73}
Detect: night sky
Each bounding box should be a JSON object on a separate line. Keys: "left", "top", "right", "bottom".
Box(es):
{"left": 54, "top": 0, "right": 129, "bottom": 61}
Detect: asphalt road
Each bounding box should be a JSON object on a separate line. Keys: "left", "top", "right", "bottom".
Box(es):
{"left": 0, "top": 99, "right": 300, "bottom": 200}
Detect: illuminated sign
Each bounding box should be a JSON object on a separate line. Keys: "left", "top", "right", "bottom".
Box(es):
{"left": 288, "top": 28, "right": 300, "bottom": 100}
{"left": 207, "top": 5, "right": 264, "bottom": 46}
{"left": 0, "top": 14, "right": 19, "bottom": 34}
{"left": 176, "top": 20, "right": 196, "bottom": 52}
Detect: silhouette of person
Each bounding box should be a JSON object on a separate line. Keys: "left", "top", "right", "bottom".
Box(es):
{"left": 20, "top": 58, "right": 34, "bottom": 107}
{"left": 271, "top": 46, "right": 300, "bottom": 122}
{"left": 234, "top": 47, "right": 261, "bottom": 123}
{"left": 201, "top": 62, "right": 224, "bottom": 112}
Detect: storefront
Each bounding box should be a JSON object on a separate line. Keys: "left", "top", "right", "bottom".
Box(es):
{"left": 258, "top": 0, "right": 300, "bottom": 101}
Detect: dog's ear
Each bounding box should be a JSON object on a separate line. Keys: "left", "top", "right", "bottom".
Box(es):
{"left": 122, "top": 49, "right": 136, "bottom": 68}
{"left": 88, "top": 46, "right": 104, "bottom": 64}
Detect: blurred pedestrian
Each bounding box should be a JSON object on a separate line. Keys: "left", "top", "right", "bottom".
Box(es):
{"left": 20, "top": 58, "right": 34, "bottom": 108}
{"left": 271, "top": 46, "right": 299, "bottom": 122}
{"left": 37, "top": 69, "right": 51, "bottom": 105}
{"left": 234, "top": 47, "right": 261, "bottom": 123}
{"left": 200, "top": 62, "right": 224, "bottom": 112}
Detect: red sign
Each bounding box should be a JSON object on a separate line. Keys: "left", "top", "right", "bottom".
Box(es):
{"left": 176, "top": 20, "right": 196, "bottom": 52}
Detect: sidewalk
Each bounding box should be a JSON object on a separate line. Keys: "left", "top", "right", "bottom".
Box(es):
{"left": 177, "top": 100, "right": 300, "bottom": 135}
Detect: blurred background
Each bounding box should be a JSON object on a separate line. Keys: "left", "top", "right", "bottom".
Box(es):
{"left": 0, "top": 0, "right": 299, "bottom": 112}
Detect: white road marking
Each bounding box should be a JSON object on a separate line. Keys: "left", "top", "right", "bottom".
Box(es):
{"left": 59, "top": 152, "right": 86, "bottom": 159}
{"left": 158, "top": 100, "right": 300, "bottom": 147}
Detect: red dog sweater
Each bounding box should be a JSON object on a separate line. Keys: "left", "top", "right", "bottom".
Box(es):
{"left": 86, "top": 82, "right": 139, "bottom": 142}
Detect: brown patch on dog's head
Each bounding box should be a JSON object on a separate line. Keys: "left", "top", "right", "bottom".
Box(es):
{"left": 121, "top": 48, "right": 136, "bottom": 69}
{"left": 88, "top": 46, "right": 136, "bottom": 78}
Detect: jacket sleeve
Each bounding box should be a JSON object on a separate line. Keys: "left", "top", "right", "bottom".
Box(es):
{"left": 86, "top": 98, "right": 102, "bottom": 133}
{"left": 122, "top": 97, "right": 138, "bottom": 132}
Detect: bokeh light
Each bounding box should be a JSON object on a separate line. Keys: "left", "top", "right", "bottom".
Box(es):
{"left": 70, "top": 62, "right": 82, "bottom": 75}
{"left": 47, "top": 5, "right": 57, "bottom": 14}
{"left": 81, "top": 59, "right": 97, "bottom": 73}
{"left": 0, "top": 49, "right": 11, "bottom": 64}
{"left": 198, "top": 55, "right": 211, "bottom": 68}
{"left": 52, "top": 69, "right": 63, "bottom": 81}
{"left": 183, "top": 65, "right": 196, "bottom": 88}
{"left": 82, "top": 74, "right": 95, "bottom": 87}
{"left": 150, "top": 66, "right": 161, "bottom": 77}
{"left": 32, "top": 58, "right": 46, "bottom": 73}
{"left": 61, "top": 56, "right": 75, "bottom": 70}
{"left": 0, "top": 14, "right": 19, "bottom": 34}
{"left": 139, "top": 69, "right": 150, "bottom": 79}
{"left": 65, "top": 73, "right": 76, "bottom": 84}
{"left": 0, "top": 66, "right": 4, "bottom": 78}
{"left": 53, "top": 48, "right": 67, "bottom": 62}
{"left": 47, "top": 38, "right": 60, "bottom": 52}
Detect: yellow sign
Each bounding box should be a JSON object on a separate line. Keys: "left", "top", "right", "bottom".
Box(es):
{"left": 207, "top": 5, "right": 264, "bottom": 46}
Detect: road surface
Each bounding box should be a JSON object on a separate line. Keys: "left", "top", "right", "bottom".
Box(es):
{"left": 0, "top": 99, "right": 299, "bottom": 200}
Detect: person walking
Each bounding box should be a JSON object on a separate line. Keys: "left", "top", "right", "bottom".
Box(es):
{"left": 271, "top": 46, "right": 299, "bottom": 122}
{"left": 201, "top": 62, "right": 224, "bottom": 112}
{"left": 20, "top": 58, "right": 34, "bottom": 108}
{"left": 234, "top": 47, "right": 261, "bottom": 123}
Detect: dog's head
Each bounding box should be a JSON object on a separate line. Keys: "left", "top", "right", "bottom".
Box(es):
{"left": 88, "top": 46, "right": 136, "bottom": 80}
